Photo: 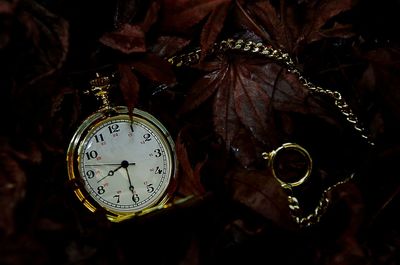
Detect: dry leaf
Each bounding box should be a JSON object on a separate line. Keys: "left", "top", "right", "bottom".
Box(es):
{"left": 100, "top": 24, "right": 146, "bottom": 54}
{"left": 175, "top": 132, "right": 206, "bottom": 196}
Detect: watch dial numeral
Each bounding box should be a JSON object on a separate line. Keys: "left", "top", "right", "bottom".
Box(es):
{"left": 94, "top": 133, "right": 104, "bottom": 143}
{"left": 108, "top": 124, "right": 120, "bottom": 134}
{"left": 141, "top": 133, "right": 151, "bottom": 144}
{"left": 113, "top": 194, "right": 120, "bottom": 203}
{"left": 86, "top": 170, "right": 95, "bottom": 179}
{"left": 146, "top": 183, "right": 155, "bottom": 193}
{"left": 154, "top": 166, "right": 162, "bottom": 174}
{"left": 132, "top": 193, "right": 140, "bottom": 203}
{"left": 128, "top": 124, "right": 134, "bottom": 137}
{"left": 85, "top": 150, "right": 98, "bottom": 160}
{"left": 154, "top": 149, "right": 161, "bottom": 157}
{"left": 97, "top": 186, "right": 105, "bottom": 194}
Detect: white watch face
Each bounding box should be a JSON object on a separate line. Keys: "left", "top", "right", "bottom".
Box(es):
{"left": 77, "top": 114, "right": 173, "bottom": 214}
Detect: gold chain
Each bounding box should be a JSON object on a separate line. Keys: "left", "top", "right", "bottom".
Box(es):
{"left": 168, "top": 38, "right": 373, "bottom": 227}
{"left": 284, "top": 173, "right": 354, "bottom": 228}
{"left": 168, "top": 38, "right": 374, "bottom": 146}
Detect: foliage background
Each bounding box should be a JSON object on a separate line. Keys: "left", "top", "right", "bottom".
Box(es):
{"left": 1, "top": 0, "right": 400, "bottom": 264}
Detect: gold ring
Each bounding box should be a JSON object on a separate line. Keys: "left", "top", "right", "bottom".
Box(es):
{"left": 262, "top": 143, "right": 312, "bottom": 188}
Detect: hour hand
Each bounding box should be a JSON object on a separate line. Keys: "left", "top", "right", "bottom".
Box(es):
{"left": 97, "top": 165, "right": 122, "bottom": 183}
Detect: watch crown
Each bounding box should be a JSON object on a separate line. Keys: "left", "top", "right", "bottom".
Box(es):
{"left": 88, "top": 72, "right": 113, "bottom": 109}
{"left": 89, "top": 73, "right": 111, "bottom": 87}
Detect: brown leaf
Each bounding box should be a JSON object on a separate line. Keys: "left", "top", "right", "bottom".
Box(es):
{"left": 0, "top": 145, "right": 27, "bottom": 236}
{"left": 151, "top": 35, "right": 191, "bottom": 58}
{"left": 11, "top": 141, "right": 42, "bottom": 165}
{"left": 0, "top": 1, "right": 16, "bottom": 14}
{"left": 307, "top": 22, "right": 354, "bottom": 43}
{"left": 230, "top": 127, "right": 260, "bottom": 168}
{"left": 17, "top": 0, "right": 69, "bottom": 83}
{"left": 114, "top": 0, "right": 139, "bottom": 26}
{"left": 358, "top": 47, "right": 400, "bottom": 125}
{"left": 118, "top": 63, "right": 140, "bottom": 111}
{"left": 246, "top": 1, "right": 287, "bottom": 48}
{"left": 212, "top": 60, "right": 241, "bottom": 150}
{"left": 0, "top": 1, "right": 17, "bottom": 48}
{"left": 175, "top": 132, "right": 206, "bottom": 196}
{"left": 233, "top": 0, "right": 273, "bottom": 45}
{"left": 140, "top": 1, "right": 160, "bottom": 33}
{"left": 182, "top": 54, "right": 333, "bottom": 166}
{"left": 100, "top": 23, "right": 146, "bottom": 54}
{"left": 179, "top": 63, "right": 225, "bottom": 114}
{"left": 200, "top": 2, "right": 230, "bottom": 57}
{"left": 323, "top": 183, "right": 367, "bottom": 264}
{"left": 161, "top": 0, "right": 231, "bottom": 32}
{"left": 226, "top": 167, "right": 294, "bottom": 228}
{"left": 245, "top": 0, "right": 355, "bottom": 53}
{"left": 130, "top": 53, "right": 176, "bottom": 84}
{"left": 231, "top": 58, "right": 275, "bottom": 144}
{"left": 305, "top": 0, "right": 353, "bottom": 36}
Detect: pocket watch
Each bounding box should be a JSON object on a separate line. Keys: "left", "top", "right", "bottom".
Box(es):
{"left": 66, "top": 73, "right": 178, "bottom": 222}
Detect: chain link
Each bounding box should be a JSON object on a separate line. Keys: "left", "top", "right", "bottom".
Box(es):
{"left": 282, "top": 173, "right": 354, "bottom": 228}
{"left": 168, "top": 38, "right": 373, "bottom": 227}
{"left": 168, "top": 38, "right": 374, "bottom": 146}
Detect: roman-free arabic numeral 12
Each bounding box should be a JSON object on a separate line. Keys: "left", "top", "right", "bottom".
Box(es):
{"left": 108, "top": 124, "right": 120, "bottom": 134}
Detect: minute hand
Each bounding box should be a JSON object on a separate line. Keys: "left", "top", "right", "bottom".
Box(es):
{"left": 86, "top": 162, "right": 136, "bottom": 166}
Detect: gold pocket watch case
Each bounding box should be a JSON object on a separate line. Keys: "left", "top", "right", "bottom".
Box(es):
{"left": 66, "top": 74, "right": 177, "bottom": 222}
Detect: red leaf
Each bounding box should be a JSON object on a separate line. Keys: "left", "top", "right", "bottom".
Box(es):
{"left": 231, "top": 58, "right": 275, "bottom": 144}
{"left": 140, "top": 1, "right": 160, "bottom": 33}
{"left": 130, "top": 53, "right": 176, "bottom": 84}
{"left": 230, "top": 127, "right": 261, "bottom": 168}
{"left": 182, "top": 53, "right": 333, "bottom": 166}
{"left": 161, "top": 0, "right": 231, "bottom": 32}
{"left": 322, "top": 183, "right": 366, "bottom": 263}
{"left": 118, "top": 63, "right": 140, "bottom": 111}
{"left": 357, "top": 47, "right": 400, "bottom": 128}
{"left": 113, "top": 1, "right": 159, "bottom": 34}
{"left": 226, "top": 167, "right": 294, "bottom": 228}
{"left": 0, "top": 146, "right": 27, "bottom": 236}
{"left": 245, "top": 0, "right": 355, "bottom": 53}
{"left": 233, "top": 0, "right": 273, "bottom": 45}
{"left": 302, "top": 0, "right": 354, "bottom": 44}
{"left": 17, "top": 0, "right": 69, "bottom": 83}
{"left": 151, "top": 35, "right": 191, "bottom": 58}
{"left": 179, "top": 64, "right": 225, "bottom": 114}
{"left": 212, "top": 61, "right": 242, "bottom": 150}
{"left": 113, "top": 0, "right": 139, "bottom": 26}
{"left": 0, "top": 0, "right": 16, "bottom": 14}
{"left": 100, "top": 24, "right": 146, "bottom": 54}
{"left": 246, "top": 1, "right": 286, "bottom": 47}
{"left": 175, "top": 132, "right": 206, "bottom": 196}
{"left": 307, "top": 22, "right": 355, "bottom": 43}
{"left": 305, "top": 0, "right": 353, "bottom": 35}
{"left": 200, "top": 2, "right": 230, "bottom": 57}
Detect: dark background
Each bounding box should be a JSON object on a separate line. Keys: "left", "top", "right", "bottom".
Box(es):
{"left": 1, "top": 0, "right": 400, "bottom": 264}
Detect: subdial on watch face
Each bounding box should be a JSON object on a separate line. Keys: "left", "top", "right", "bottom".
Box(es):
{"left": 78, "top": 116, "right": 172, "bottom": 213}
